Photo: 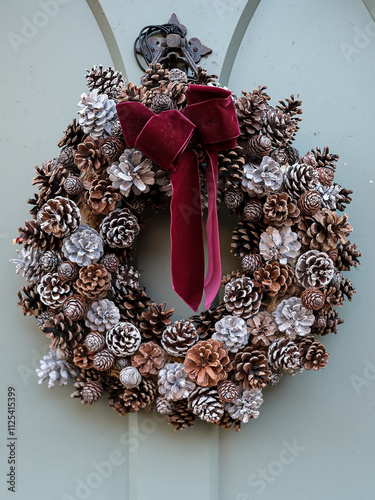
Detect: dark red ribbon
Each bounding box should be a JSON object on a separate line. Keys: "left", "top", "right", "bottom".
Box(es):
{"left": 116, "top": 84, "right": 239, "bottom": 311}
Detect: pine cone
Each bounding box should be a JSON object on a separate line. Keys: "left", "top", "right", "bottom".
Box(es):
{"left": 184, "top": 339, "right": 232, "bottom": 387}
{"left": 17, "top": 284, "right": 43, "bottom": 316}
{"left": 312, "top": 146, "right": 339, "bottom": 170}
{"left": 242, "top": 157, "right": 283, "bottom": 196}
{"left": 322, "top": 285, "right": 344, "bottom": 312}
{"left": 85, "top": 64, "right": 125, "bottom": 99}
{"left": 217, "top": 380, "right": 239, "bottom": 403}
{"left": 295, "top": 250, "right": 334, "bottom": 288}
{"left": 218, "top": 146, "right": 246, "bottom": 192}
{"left": 223, "top": 277, "right": 262, "bottom": 319}
{"left": 57, "top": 261, "right": 79, "bottom": 282}
{"left": 100, "top": 253, "right": 120, "bottom": 273}
{"left": 85, "top": 299, "right": 120, "bottom": 332}
{"left": 247, "top": 312, "right": 278, "bottom": 348}
{"left": 17, "top": 219, "right": 61, "bottom": 251}
{"left": 10, "top": 247, "right": 44, "bottom": 284}
{"left": 236, "top": 86, "right": 269, "bottom": 138}
{"left": 161, "top": 320, "right": 198, "bottom": 356}
{"left": 99, "top": 136, "right": 124, "bottom": 162}
{"left": 138, "top": 302, "right": 174, "bottom": 341}
{"left": 336, "top": 241, "right": 361, "bottom": 271}
{"left": 298, "top": 190, "right": 322, "bottom": 216}
{"left": 225, "top": 388, "right": 263, "bottom": 423}
{"left": 297, "top": 208, "right": 353, "bottom": 252}
{"left": 298, "top": 336, "right": 329, "bottom": 370}
{"left": 74, "top": 263, "right": 110, "bottom": 300}
{"left": 106, "top": 322, "right": 141, "bottom": 357}
{"left": 77, "top": 90, "right": 116, "bottom": 140}
{"left": 41, "top": 311, "right": 84, "bottom": 350}
{"left": 167, "top": 401, "right": 197, "bottom": 430}
{"left": 156, "top": 396, "right": 174, "bottom": 415}
{"left": 100, "top": 208, "right": 140, "bottom": 248}
{"left": 224, "top": 189, "right": 244, "bottom": 211}
{"left": 141, "top": 63, "right": 170, "bottom": 89}
{"left": 243, "top": 199, "right": 263, "bottom": 222}
{"left": 39, "top": 250, "right": 60, "bottom": 272}
{"left": 300, "top": 288, "right": 325, "bottom": 311}
{"left": 131, "top": 341, "right": 165, "bottom": 376}
{"left": 58, "top": 119, "right": 86, "bottom": 149}
{"left": 233, "top": 347, "right": 271, "bottom": 390}
{"left": 84, "top": 175, "right": 121, "bottom": 215}
{"left": 168, "top": 68, "right": 188, "bottom": 83}
{"left": 188, "top": 386, "right": 224, "bottom": 423}
{"left": 150, "top": 93, "right": 174, "bottom": 113}
{"left": 85, "top": 332, "right": 106, "bottom": 353}
{"left": 215, "top": 410, "right": 242, "bottom": 431}
{"left": 246, "top": 135, "right": 272, "bottom": 160}
{"left": 93, "top": 348, "right": 115, "bottom": 371}
{"left": 241, "top": 254, "right": 264, "bottom": 274}
{"left": 108, "top": 148, "right": 155, "bottom": 197}
{"left": 317, "top": 167, "right": 335, "bottom": 186}
{"left": 284, "top": 163, "right": 319, "bottom": 199}
{"left": 212, "top": 315, "right": 249, "bottom": 353}
{"left": 231, "top": 220, "right": 265, "bottom": 256}
{"left": 62, "top": 294, "right": 88, "bottom": 321}
{"left": 80, "top": 380, "right": 104, "bottom": 404}
{"left": 122, "top": 379, "right": 157, "bottom": 412}
{"left": 312, "top": 310, "right": 343, "bottom": 336}
{"left": 62, "top": 225, "right": 104, "bottom": 267}
{"left": 119, "top": 366, "right": 142, "bottom": 387}
{"left": 190, "top": 303, "right": 227, "bottom": 340}
{"left": 111, "top": 265, "right": 140, "bottom": 300}
{"left": 30, "top": 164, "right": 70, "bottom": 214}
{"left": 37, "top": 273, "right": 71, "bottom": 309}
{"left": 37, "top": 196, "right": 81, "bottom": 238}
{"left": 158, "top": 362, "right": 195, "bottom": 401}
{"left": 268, "top": 338, "right": 302, "bottom": 374}
{"left": 263, "top": 107, "right": 297, "bottom": 148}
{"left": 253, "top": 262, "right": 295, "bottom": 298}
{"left": 263, "top": 192, "right": 300, "bottom": 227}
{"left": 63, "top": 176, "right": 84, "bottom": 195}
{"left": 274, "top": 297, "right": 315, "bottom": 339}
{"left": 58, "top": 146, "right": 75, "bottom": 170}
{"left": 111, "top": 120, "right": 124, "bottom": 139}
{"left": 36, "top": 349, "right": 77, "bottom": 389}
{"left": 72, "top": 344, "right": 95, "bottom": 370}
{"left": 73, "top": 136, "right": 107, "bottom": 174}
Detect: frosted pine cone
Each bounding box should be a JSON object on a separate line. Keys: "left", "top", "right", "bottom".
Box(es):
{"left": 161, "top": 320, "right": 198, "bottom": 356}
{"left": 111, "top": 265, "right": 140, "bottom": 299}
{"left": 223, "top": 277, "right": 262, "bottom": 319}
{"left": 284, "top": 163, "right": 319, "bottom": 199}
{"left": 107, "top": 148, "right": 155, "bottom": 196}
{"left": 85, "top": 299, "right": 120, "bottom": 332}
{"left": 225, "top": 389, "right": 263, "bottom": 423}
{"left": 38, "top": 196, "right": 81, "bottom": 238}
{"left": 268, "top": 338, "right": 302, "bottom": 375}
{"left": 57, "top": 261, "right": 79, "bottom": 282}
{"left": 62, "top": 294, "right": 88, "bottom": 321}
{"left": 259, "top": 226, "right": 301, "bottom": 264}
{"left": 85, "top": 332, "right": 105, "bottom": 353}
{"left": 295, "top": 250, "right": 334, "bottom": 288}
{"left": 156, "top": 396, "right": 174, "bottom": 414}
{"left": 39, "top": 250, "right": 60, "bottom": 272}
{"left": 131, "top": 341, "right": 165, "bottom": 376}
{"left": 212, "top": 315, "right": 249, "bottom": 353}
{"left": 241, "top": 254, "right": 263, "bottom": 274}
{"left": 188, "top": 387, "right": 224, "bottom": 423}
{"left": 37, "top": 273, "right": 71, "bottom": 309}
{"left": 298, "top": 336, "right": 330, "bottom": 370}
{"left": 184, "top": 339, "right": 232, "bottom": 387}
{"left": 217, "top": 380, "right": 239, "bottom": 403}
{"left": 62, "top": 225, "right": 104, "bottom": 266}
{"left": 36, "top": 349, "right": 77, "bottom": 389}
{"left": 158, "top": 362, "right": 195, "bottom": 401}
{"left": 100, "top": 208, "right": 140, "bottom": 249}
{"left": 233, "top": 347, "right": 271, "bottom": 390}
{"left": 63, "top": 176, "right": 84, "bottom": 195}
{"left": 119, "top": 366, "right": 142, "bottom": 387}
{"left": 10, "top": 247, "right": 43, "bottom": 284}
{"left": 100, "top": 253, "right": 119, "bottom": 273}
{"left": 274, "top": 297, "right": 315, "bottom": 339}
{"left": 77, "top": 89, "right": 116, "bottom": 139}
{"left": 80, "top": 381, "right": 104, "bottom": 404}
{"left": 93, "top": 348, "right": 115, "bottom": 371}
{"left": 247, "top": 312, "right": 278, "bottom": 348}
{"left": 106, "top": 322, "right": 141, "bottom": 357}
{"left": 242, "top": 157, "right": 283, "bottom": 196}
{"left": 85, "top": 64, "right": 125, "bottom": 100}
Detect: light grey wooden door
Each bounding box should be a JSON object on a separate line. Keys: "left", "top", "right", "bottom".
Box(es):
{"left": 1, "top": 1, "right": 374, "bottom": 499}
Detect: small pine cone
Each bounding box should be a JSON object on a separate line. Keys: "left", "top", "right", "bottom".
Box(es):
{"left": 188, "top": 386, "right": 224, "bottom": 423}
{"left": 111, "top": 265, "right": 140, "bottom": 300}
{"left": 223, "top": 277, "right": 262, "bottom": 319}
{"left": 85, "top": 332, "right": 106, "bottom": 353}
{"left": 80, "top": 380, "right": 104, "bottom": 404}
{"left": 84, "top": 175, "right": 121, "bottom": 215}
{"left": 295, "top": 250, "right": 335, "bottom": 288}
{"left": 39, "top": 250, "right": 60, "bottom": 272}
{"left": 37, "top": 196, "right": 81, "bottom": 238}
{"left": 138, "top": 302, "right": 174, "bottom": 341}
{"left": 150, "top": 93, "right": 174, "bottom": 113}
{"left": 253, "top": 261, "right": 295, "bottom": 298}
{"left": 63, "top": 176, "right": 84, "bottom": 195}
{"left": 57, "top": 261, "right": 79, "bottom": 282}
{"left": 58, "top": 119, "right": 86, "bottom": 149}
{"left": 62, "top": 294, "right": 88, "bottom": 321}
{"left": 298, "top": 191, "right": 322, "bottom": 216}
{"left": 85, "top": 64, "right": 125, "bottom": 99}
{"left": 156, "top": 396, "right": 174, "bottom": 415}
{"left": 263, "top": 192, "right": 300, "bottom": 227}
{"left": 301, "top": 288, "right": 325, "bottom": 310}
{"left": 37, "top": 273, "right": 71, "bottom": 309}
{"left": 224, "top": 189, "right": 244, "bottom": 211}
{"left": 115, "top": 357, "right": 130, "bottom": 370}
{"left": 243, "top": 199, "right": 263, "bottom": 222}
{"left": 167, "top": 401, "right": 197, "bottom": 430}
{"left": 93, "top": 348, "right": 115, "bottom": 371}
{"left": 246, "top": 135, "right": 272, "bottom": 160}
{"left": 312, "top": 146, "right": 339, "bottom": 170}
{"left": 285, "top": 146, "right": 300, "bottom": 165}
{"left": 231, "top": 220, "right": 265, "bottom": 257}
{"left": 298, "top": 336, "right": 329, "bottom": 370}
{"left": 270, "top": 148, "right": 288, "bottom": 165}
{"left": 17, "top": 219, "right": 61, "bottom": 252}
{"left": 73, "top": 136, "right": 106, "bottom": 174}
{"left": 241, "top": 254, "right": 263, "bottom": 274}
{"left": 336, "top": 240, "right": 361, "bottom": 271}
{"left": 119, "top": 366, "right": 142, "bottom": 388}
{"left": 168, "top": 68, "right": 188, "bottom": 83}
{"left": 284, "top": 164, "right": 319, "bottom": 200}
{"left": 74, "top": 264, "right": 111, "bottom": 300}
{"left": 100, "top": 208, "right": 140, "bottom": 248}
{"left": 161, "top": 320, "right": 198, "bottom": 356}
{"left": 72, "top": 344, "right": 95, "bottom": 369}
{"left": 17, "top": 284, "right": 43, "bottom": 316}
{"left": 184, "top": 339, "right": 232, "bottom": 387}
{"left": 247, "top": 311, "right": 278, "bottom": 348}
{"left": 218, "top": 146, "right": 246, "bottom": 191}
{"left": 131, "top": 341, "right": 165, "bottom": 376}
{"left": 299, "top": 152, "right": 317, "bottom": 167}
{"left": 267, "top": 369, "right": 283, "bottom": 386}
{"left": 317, "top": 167, "right": 335, "bottom": 186}
{"left": 58, "top": 147, "right": 75, "bottom": 170}
{"left": 268, "top": 338, "right": 302, "bottom": 375}
{"left": 217, "top": 380, "right": 239, "bottom": 403}
{"left": 190, "top": 303, "right": 227, "bottom": 340}
{"left": 233, "top": 347, "right": 271, "bottom": 390}
{"left": 100, "top": 253, "right": 119, "bottom": 273}
{"left": 236, "top": 86, "right": 269, "bottom": 138}
{"left": 106, "top": 322, "right": 141, "bottom": 357}
{"left": 111, "top": 120, "right": 124, "bottom": 139}
{"left": 99, "top": 136, "right": 124, "bottom": 162}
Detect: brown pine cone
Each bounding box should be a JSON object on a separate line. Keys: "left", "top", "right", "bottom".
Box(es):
{"left": 322, "top": 285, "right": 345, "bottom": 312}
{"left": 253, "top": 262, "right": 295, "bottom": 298}
{"left": 37, "top": 196, "right": 81, "bottom": 238}
{"left": 270, "top": 148, "right": 288, "bottom": 165}
{"left": 241, "top": 254, "right": 263, "bottom": 274}
{"left": 63, "top": 176, "right": 84, "bottom": 195}
{"left": 161, "top": 320, "right": 198, "bottom": 356}
{"left": 38, "top": 250, "right": 60, "bottom": 272}
{"left": 312, "top": 146, "right": 339, "bottom": 170}
{"left": 336, "top": 241, "right": 361, "bottom": 271}
{"left": 224, "top": 189, "right": 244, "bottom": 211}
{"left": 17, "top": 284, "right": 42, "bottom": 316}
{"left": 243, "top": 199, "right": 263, "bottom": 222}
{"left": 73, "top": 136, "right": 107, "bottom": 174}
{"left": 247, "top": 311, "right": 278, "bottom": 348}
{"left": 100, "top": 253, "right": 120, "bottom": 273}
{"left": 299, "top": 152, "right": 318, "bottom": 167}
{"left": 58, "top": 147, "right": 76, "bottom": 170}
{"left": 85, "top": 332, "right": 106, "bottom": 353}
{"left": 80, "top": 380, "right": 104, "bottom": 404}
{"left": 311, "top": 310, "right": 343, "bottom": 336}
{"left": 58, "top": 118, "right": 86, "bottom": 149}
{"left": 301, "top": 288, "right": 325, "bottom": 310}
{"left": 218, "top": 146, "right": 246, "bottom": 192}
{"left": 284, "top": 163, "right": 319, "bottom": 199}
{"left": 99, "top": 136, "right": 124, "bottom": 162}
{"left": 31, "top": 164, "right": 70, "bottom": 213}
{"left": 131, "top": 341, "right": 165, "bottom": 376}
{"left": 215, "top": 410, "right": 241, "bottom": 432}
{"left": 246, "top": 135, "right": 272, "bottom": 160}
{"left": 62, "top": 294, "right": 88, "bottom": 321}
{"left": 221, "top": 271, "right": 246, "bottom": 287}
{"left": 268, "top": 338, "right": 302, "bottom": 375}
{"left": 217, "top": 380, "right": 239, "bottom": 403}
{"left": 122, "top": 379, "right": 157, "bottom": 413}
{"left": 100, "top": 208, "right": 140, "bottom": 249}
{"left": 233, "top": 347, "right": 271, "bottom": 390}
{"left": 236, "top": 86, "right": 269, "bottom": 138}
{"left": 223, "top": 277, "right": 262, "bottom": 319}
{"left": 40, "top": 311, "right": 84, "bottom": 350}
{"left": 184, "top": 339, "right": 232, "bottom": 387}
{"left": 189, "top": 303, "right": 227, "bottom": 340}
{"left": 297, "top": 208, "right": 353, "bottom": 252}
{"left": 74, "top": 263, "right": 111, "bottom": 300}
{"left": 231, "top": 220, "right": 265, "bottom": 256}
{"left": 263, "top": 192, "right": 300, "bottom": 227}
{"left": 93, "top": 348, "right": 115, "bottom": 371}
{"left": 117, "top": 81, "right": 148, "bottom": 103}
{"left": 263, "top": 107, "right": 298, "bottom": 148}
{"left": 138, "top": 302, "right": 174, "bottom": 341}
{"left": 57, "top": 261, "right": 79, "bottom": 282}
{"left": 317, "top": 167, "right": 335, "bottom": 186}
{"left": 141, "top": 63, "right": 170, "bottom": 89}
{"left": 72, "top": 344, "right": 95, "bottom": 370}
{"left": 167, "top": 401, "right": 197, "bottom": 430}
{"left": 188, "top": 386, "right": 224, "bottom": 423}
{"left": 298, "top": 190, "right": 322, "bottom": 216}
{"left": 17, "top": 219, "right": 61, "bottom": 251}
{"left": 150, "top": 93, "right": 174, "bottom": 113}
{"left": 84, "top": 175, "right": 121, "bottom": 215}
{"left": 298, "top": 336, "right": 329, "bottom": 370}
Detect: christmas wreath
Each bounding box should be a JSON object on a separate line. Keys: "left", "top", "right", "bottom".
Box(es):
{"left": 11, "top": 62, "right": 360, "bottom": 431}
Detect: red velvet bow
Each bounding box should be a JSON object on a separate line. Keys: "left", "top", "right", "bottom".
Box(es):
{"left": 116, "top": 84, "right": 239, "bottom": 311}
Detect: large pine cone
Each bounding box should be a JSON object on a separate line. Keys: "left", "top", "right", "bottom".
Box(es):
{"left": 106, "top": 322, "right": 141, "bottom": 357}
{"left": 284, "top": 163, "right": 319, "bottom": 200}
{"left": 58, "top": 119, "right": 86, "bottom": 149}
{"left": 85, "top": 64, "right": 125, "bottom": 100}
{"left": 218, "top": 146, "right": 246, "bottom": 191}
{"left": 263, "top": 192, "right": 300, "bottom": 227}
{"left": 233, "top": 347, "right": 271, "bottom": 390}
{"left": 161, "top": 320, "right": 198, "bottom": 356}
{"left": 188, "top": 387, "right": 224, "bottom": 423}
{"left": 73, "top": 136, "right": 107, "bottom": 174}
{"left": 223, "top": 277, "right": 262, "bottom": 319}
{"left": 268, "top": 338, "right": 302, "bottom": 375}
{"left": 184, "top": 339, "right": 232, "bottom": 387}
{"left": 40, "top": 311, "right": 84, "bottom": 350}
{"left": 167, "top": 401, "right": 197, "bottom": 430}
{"left": 74, "top": 263, "right": 110, "bottom": 300}
{"left": 297, "top": 208, "right": 353, "bottom": 252}
{"left": 37, "top": 273, "right": 71, "bottom": 309}
{"left": 295, "top": 250, "right": 334, "bottom": 288}
{"left": 84, "top": 175, "right": 121, "bottom": 215}
{"left": 263, "top": 107, "right": 297, "bottom": 148}
{"left": 37, "top": 196, "right": 81, "bottom": 238}
{"left": 253, "top": 262, "right": 295, "bottom": 298}
{"left": 138, "top": 302, "right": 174, "bottom": 341}
{"left": 100, "top": 208, "right": 140, "bottom": 248}
{"left": 298, "top": 336, "right": 330, "bottom": 370}
{"left": 131, "top": 341, "right": 165, "bottom": 376}
{"left": 235, "top": 86, "right": 269, "bottom": 138}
